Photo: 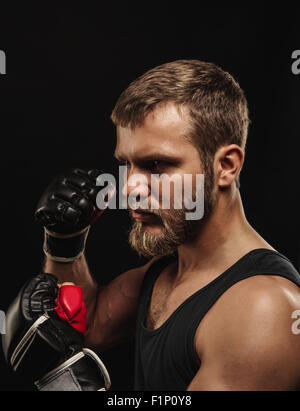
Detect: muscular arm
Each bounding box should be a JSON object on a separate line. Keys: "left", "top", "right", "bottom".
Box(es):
{"left": 44, "top": 255, "right": 156, "bottom": 352}
{"left": 187, "top": 275, "right": 300, "bottom": 391}
{"left": 37, "top": 167, "right": 153, "bottom": 353}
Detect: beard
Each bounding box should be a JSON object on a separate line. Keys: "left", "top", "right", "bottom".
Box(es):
{"left": 128, "top": 173, "right": 216, "bottom": 258}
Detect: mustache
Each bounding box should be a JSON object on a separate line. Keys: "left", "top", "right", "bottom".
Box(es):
{"left": 128, "top": 208, "right": 162, "bottom": 216}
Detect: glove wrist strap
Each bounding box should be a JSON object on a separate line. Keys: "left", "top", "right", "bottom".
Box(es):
{"left": 34, "top": 348, "right": 111, "bottom": 391}
{"left": 43, "top": 226, "right": 90, "bottom": 262}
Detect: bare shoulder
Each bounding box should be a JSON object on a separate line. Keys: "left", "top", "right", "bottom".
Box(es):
{"left": 195, "top": 274, "right": 300, "bottom": 389}
{"left": 219, "top": 274, "right": 300, "bottom": 318}
{"left": 199, "top": 274, "right": 300, "bottom": 341}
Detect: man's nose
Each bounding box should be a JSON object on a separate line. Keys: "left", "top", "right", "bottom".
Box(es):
{"left": 122, "top": 170, "right": 150, "bottom": 203}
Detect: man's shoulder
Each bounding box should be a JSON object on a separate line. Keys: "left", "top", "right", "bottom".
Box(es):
{"left": 193, "top": 272, "right": 300, "bottom": 390}
{"left": 207, "top": 274, "right": 300, "bottom": 328}
{"left": 195, "top": 273, "right": 300, "bottom": 381}
{"left": 224, "top": 273, "right": 300, "bottom": 310}
{"left": 219, "top": 245, "right": 300, "bottom": 319}
{"left": 197, "top": 273, "right": 300, "bottom": 352}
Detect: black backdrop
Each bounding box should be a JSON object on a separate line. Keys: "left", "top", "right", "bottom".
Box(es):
{"left": 0, "top": 3, "right": 299, "bottom": 390}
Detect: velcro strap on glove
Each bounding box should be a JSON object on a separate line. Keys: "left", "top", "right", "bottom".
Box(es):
{"left": 8, "top": 313, "right": 81, "bottom": 379}
{"left": 35, "top": 348, "right": 111, "bottom": 391}
{"left": 43, "top": 226, "right": 90, "bottom": 262}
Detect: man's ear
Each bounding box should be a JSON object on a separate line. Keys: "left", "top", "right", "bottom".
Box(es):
{"left": 215, "top": 144, "right": 244, "bottom": 188}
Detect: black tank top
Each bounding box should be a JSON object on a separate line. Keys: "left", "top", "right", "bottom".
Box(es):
{"left": 134, "top": 248, "right": 300, "bottom": 391}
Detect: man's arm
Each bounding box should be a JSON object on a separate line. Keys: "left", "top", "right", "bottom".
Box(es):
{"left": 44, "top": 254, "right": 156, "bottom": 352}
{"left": 35, "top": 167, "right": 156, "bottom": 353}
{"left": 187, "top": 275, "right": 300, "bottom": 391}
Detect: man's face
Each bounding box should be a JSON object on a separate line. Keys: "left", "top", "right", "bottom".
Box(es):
{"left": 114, "top": 103, "right": 214, "bottom": 257}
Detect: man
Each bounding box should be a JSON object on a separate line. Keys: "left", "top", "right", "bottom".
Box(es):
{"left": 4, "top": 60, "right": 300, "bottom": 390}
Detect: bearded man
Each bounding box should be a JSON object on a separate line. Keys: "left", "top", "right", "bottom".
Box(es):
{"left": 3, "top": 60, "right": 300, "bottom": 391}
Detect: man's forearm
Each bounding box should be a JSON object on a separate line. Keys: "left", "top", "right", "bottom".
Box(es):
{"left": 43, "top": 254, "right": 99, "bottom": 328}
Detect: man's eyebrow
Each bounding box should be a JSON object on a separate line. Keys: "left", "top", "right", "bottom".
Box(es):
{"left": 136, "top": 153, "right": 181, "bottom": 163}
{"left": 114, "top": 151, "right": 181, "bottom": 164}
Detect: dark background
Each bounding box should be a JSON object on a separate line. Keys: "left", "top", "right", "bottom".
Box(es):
{"left": 0, "top": 3, "right": 299, "bottom": 390}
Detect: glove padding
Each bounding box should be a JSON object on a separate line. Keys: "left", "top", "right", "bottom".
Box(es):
{"left": 2, "top": 273, "right": 111, "bottom": 391}
{"left": 35, "top": 168, "right": 113, "bottom": 261}
{"left": 35, "top": 168, "right": 106, "bottom": 235}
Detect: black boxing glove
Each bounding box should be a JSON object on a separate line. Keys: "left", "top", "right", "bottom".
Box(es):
{"left": 1, "top": 273, "right": 111, "bottom": 391}
{"left": 35, "top": 168, "right": 115, "bottom": 262}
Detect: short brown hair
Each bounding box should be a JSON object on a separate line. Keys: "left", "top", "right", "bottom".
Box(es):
{"left": 111, "top": 59, "right": 250, "bottom": 189}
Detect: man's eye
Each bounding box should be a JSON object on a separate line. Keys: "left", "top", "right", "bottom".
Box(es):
{"left": 149, "top": 160, "right": 165, "bottom": 171}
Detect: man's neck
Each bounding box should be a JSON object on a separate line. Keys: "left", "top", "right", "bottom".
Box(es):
{"left": 176, "top": 188, "right": 275, "bottom": 283}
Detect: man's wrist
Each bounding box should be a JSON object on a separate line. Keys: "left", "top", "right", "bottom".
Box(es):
{"left": 43, "top": 255, "right": 81, "bottom": 283}
{"left": 43, "top": 226, "right": 90, "bottom": 262}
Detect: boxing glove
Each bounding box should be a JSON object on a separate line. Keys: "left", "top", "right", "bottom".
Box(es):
{"left": 54, "top": 284, "right": 87, "bottom": 334}
{"left": 1, "top": 273, "right": 111, "bottom": 391}
{"left": 35, "top": 168, "right": 115, "bottom": 262}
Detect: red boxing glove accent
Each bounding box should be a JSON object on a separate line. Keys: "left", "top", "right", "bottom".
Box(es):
{"left": 54, "top": 285, "right": 87, "bottom": 334}
{"left": 90, "top": 209, "right": 105, "bottom": 224}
